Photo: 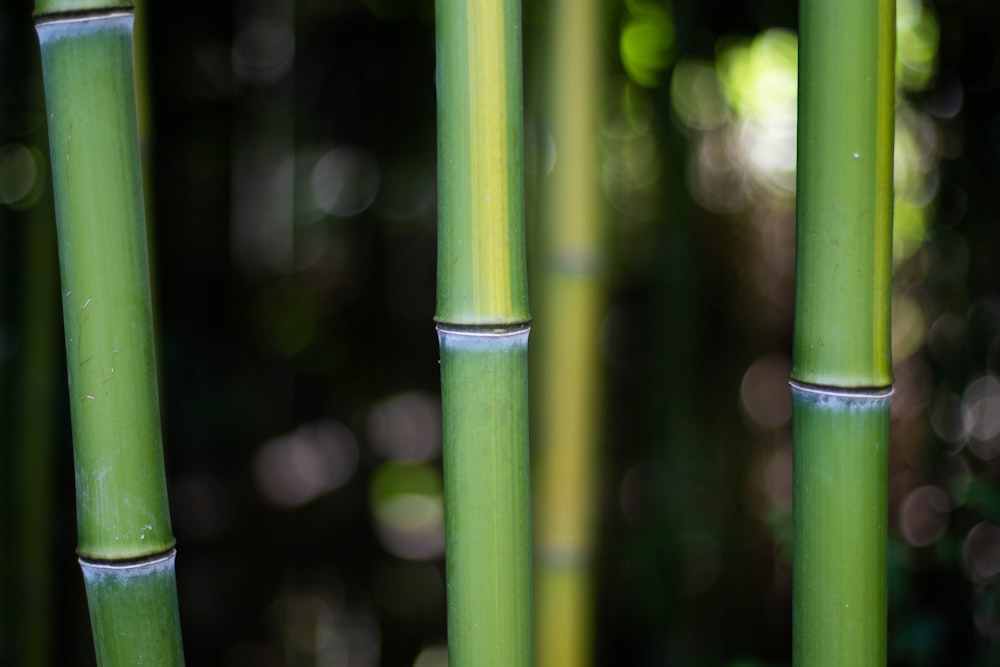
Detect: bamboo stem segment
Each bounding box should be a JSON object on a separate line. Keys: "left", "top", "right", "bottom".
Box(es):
{"left": 533, "top": 275, "right": 601, "bottom": 667}
{"left": 434, "top": 0, "right": 529, "bottom": 327}
{"left": 81, "top": 551, "right": 185, "bottom": 664}
{"left": 791, "top": 0, "right": 895, "bottom": 388}
{"left": 791, "top": 0, "right": 895, "bottom": 663}
{"left": 38, "top": 9, "right": 174, "bottom": 562}
{"left": 791, "top": 383, "right": 891, "bottom": 665}
{"left": 35, "top": 5, "right": 184, "bottom": 664}
{"left": 438, "top": 328, "right": 533, "bottom": 665}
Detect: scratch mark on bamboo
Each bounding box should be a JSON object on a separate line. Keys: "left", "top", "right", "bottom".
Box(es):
{"left": 101, "top": 342, "right": 119, "bottom": 385}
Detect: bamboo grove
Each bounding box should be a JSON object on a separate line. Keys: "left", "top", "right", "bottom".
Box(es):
{"left": 10, "top": 0, "right": 996, "bottom": 663}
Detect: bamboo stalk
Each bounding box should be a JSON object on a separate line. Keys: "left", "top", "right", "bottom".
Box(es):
{"left": 10, "top": 16, "right": 61, "bottom": 667}
{"left": 532, "top": 0, "right": 606, "bottom": 664}
{"left": 791, "top": 0, "right": 895, "bottom": 663}
{"left": 435, "top": 0, "right": 532, "bottom": 663}
{"left": 34, "top": 2, "right": 184, "bottom": 663}
{"left": 12, "top": 166, "right": 60, "bottom": 667}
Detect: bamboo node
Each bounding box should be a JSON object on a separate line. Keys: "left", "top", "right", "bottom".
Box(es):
{"left": 436, "top": 323, "right": 530, "bottom": 337}
{"left": 789, "top": 379, "right": 893, "bottom": 400}
{"left": 35, "top": 9, "right": 133, "bottom": 28}
{"left": 79, "top": 548, "right": 177, "bottom": 573}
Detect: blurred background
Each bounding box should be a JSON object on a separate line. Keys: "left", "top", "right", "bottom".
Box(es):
{"left": 2, "top": 0, "right": 1000, "bottom": 664}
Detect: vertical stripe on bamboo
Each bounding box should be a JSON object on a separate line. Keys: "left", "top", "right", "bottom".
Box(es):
{"left": 434, "top": 0, "right": 528, "bottom": 325}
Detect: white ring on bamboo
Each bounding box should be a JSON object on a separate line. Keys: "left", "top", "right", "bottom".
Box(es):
{"left": 437, "top": 325, "right": 530, "bottom": 351}
{"left": 789, "top": 379, "right": 894, "bottom": 399}
{"left": 36, "top": 10, "right": 132, "bottom": 28}
{"left": 79, "top": 548, "right": 176, "bottom": 573}
{"left": 436, "top": 324, "right": 530, "bottom": 338}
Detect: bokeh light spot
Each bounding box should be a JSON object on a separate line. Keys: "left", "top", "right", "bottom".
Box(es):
{"left": 254, "top": 420, "right": 359, "bottom": 507}
{"left": 670, "top": 58, "right": 728, "bottom": 131}
{"left": 716, "top": 30, "right": 797, "bottom": 125}
{"left": 964, "top": 522, "right": 1000, "bottom": 582}
{"left": 925, "top": 311, "right": 967, "bottom": 370}
{"left": 413, "top": 644, "right": 448, "bottom": 667}
{"left": 370, "top": 463, "right": 445, "bottom": 560}
{"left": 602, "top": 82, "right": 661, "bottom": 222}
{"left": 367, "top": 391, "right": 441, "bottom": 462}
{"left": 900, "top": 485, "right": 951, "bottom": 547}
{"left": 962, "top": 375, "right": 1000, "bottom": 458}
{"left": 739, "top": 354, "right": 792, "bottom": 430}
{"left": 929, "top": 387, "right": 969, "bottom": 445}
{"left": 713, "top": 30, "right": 798, "bottom": 196}
{"left": 0, "top": 143, "right": 42, "bottom": 209}
{"left": 897, "top": 0, "right": 940, "bottom": 92}
{"left": 312, "top": 146, "right": 380, "bottom": 217}
{"left": 620, "top": 0, "right": 675, "bottom": 88}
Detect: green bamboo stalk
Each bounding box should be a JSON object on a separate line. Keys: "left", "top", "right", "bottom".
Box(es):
{"left": 34, "top": 2, "right": 184, "bottom": 664}
{"left": 435, "top": 0, "right": 532, "bottom": 664}
{"left": 7, "top": 18, "right": 61, "bottom": 666}
{"left": 532, "top": 0, "right": 606, "bottom": 664}
{"left": 12, "top": 159, "right": 60, "bottom": 667}
{"left": 791, "top": 0, "right": 895, "bottom": 663}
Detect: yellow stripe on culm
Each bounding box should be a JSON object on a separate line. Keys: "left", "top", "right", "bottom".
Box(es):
{"left": 871, "top": 0, "right": 895, "bottom": 385}
{"left": 467, "top": 1, "right": 512, "bottom": 317}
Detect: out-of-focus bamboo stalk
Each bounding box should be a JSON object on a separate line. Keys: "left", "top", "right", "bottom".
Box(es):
{"left": 12, "top": 152, "right": 60, "bottom": 667}
{"left": 532, "top": 0, "right": 606, "bottom": 664}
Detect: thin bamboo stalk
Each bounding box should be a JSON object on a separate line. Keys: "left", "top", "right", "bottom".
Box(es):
{"left": 9, "top": 18, "right": 61, "bottom": 667}
{"left": 12, "top": 167, "right": 60, "bottom": 667}
{"left": 34, "top": 2, "right": 184, "bottom": 663}
{"left": 791, "top": 0, "right": 895, "bottom": 663}
{"left": 532, "top": 0, "right": 606, "bottom": 664}
{"left": 435, "top": 0, "right": 532, "bottom": 663}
